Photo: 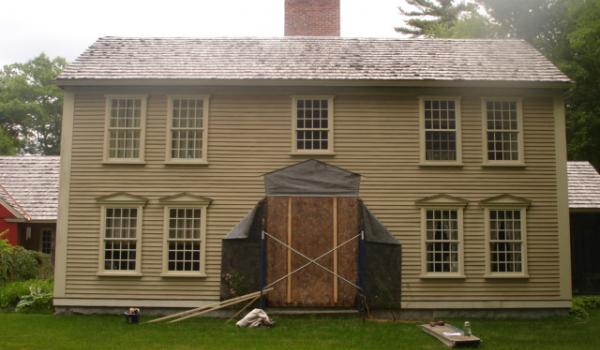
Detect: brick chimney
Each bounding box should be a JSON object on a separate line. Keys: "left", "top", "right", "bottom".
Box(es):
{"left": 284, "top": 0, "right": 340, "bottom": 37}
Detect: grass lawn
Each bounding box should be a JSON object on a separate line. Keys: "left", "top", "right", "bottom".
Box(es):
{"left": 1, "top": 311, "right": 599, "bottom": 350}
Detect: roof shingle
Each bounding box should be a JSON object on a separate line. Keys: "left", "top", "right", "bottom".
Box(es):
{"left": 568, "top": 161, "right": 600, "bottom": 209}
{"left": 0, "top": 156, "right": 60, "bottom": 221}
{"left": 57, "top": 37, "right": 570, "bottom": 84}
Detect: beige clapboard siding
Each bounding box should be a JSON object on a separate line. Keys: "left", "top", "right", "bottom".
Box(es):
{"left": 63, "top": 86, "right": 561, "bottom": 303}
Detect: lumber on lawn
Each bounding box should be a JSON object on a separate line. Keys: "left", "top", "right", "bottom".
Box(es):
{"left": 420, "top": 323, "right": 481, "bottom": 348}
{"left": 147, "top": 288, "right": 273, "bottom": 324}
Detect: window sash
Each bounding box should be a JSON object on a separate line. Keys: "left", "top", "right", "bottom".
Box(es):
{"left": 166, "top": 207, "right": 203, "bottom": 272}
{"left": 169, "top": 97, "right": 206, "bottom": 160}
{"left": 293, "top": 97, "right": 333, "bottom": 152}
{"left": 41, "top": 230, "right": 53, "bottom": 254}
{"left": 424, "top": 209, "right": 461, "bottom": 274}
{"left": 488, "top": 209, "right": 524, "bottom": 273}
{"left": 102, "top": 207, "right": 139, "bottom": 272}
{"left": 484, "top": 99, "right": 522, "bottom": 162}
{"left": 420, "top": 98, "right": 461, "bottom": 163}
{"left": 107, "top": 98, "right": 143, "bottom": 160}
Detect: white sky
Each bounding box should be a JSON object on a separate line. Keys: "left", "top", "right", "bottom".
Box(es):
{"left": 0, "top": 0, "right": 409, "bottom": 67}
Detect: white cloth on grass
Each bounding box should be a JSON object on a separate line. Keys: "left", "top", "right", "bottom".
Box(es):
{"left": 236, "top": 308, "right": 273, "bottom": 328}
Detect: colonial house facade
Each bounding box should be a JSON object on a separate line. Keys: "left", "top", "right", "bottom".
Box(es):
{"left": 53, "top": 1, "right": 572, "bottom": 315}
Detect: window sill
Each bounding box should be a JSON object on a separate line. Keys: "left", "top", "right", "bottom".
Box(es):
{"left": 164, "top": 160, "right": 209, "bottom": 166}
{"left": 96, "top": 271, "right": 143, "bottom": 277}
{"left": 160, "top": 272, "right": 207, "bottom": 278}
{"left": 102, "top": 160, "right": 146, "bottom": 165}
{"left": 482, "top": 162, "right": 526, "bottom": 169}
{"left": 420, "top": 274, "right": 466, "bottom": 280}
{"left": 484, "top": 274, "right": 529, "bottom": 279}
{"left": 290, "top": 151, "right": 336, "bottom": 157}
{"left": 419, "top": 162, "right": 463, "bottom": 168}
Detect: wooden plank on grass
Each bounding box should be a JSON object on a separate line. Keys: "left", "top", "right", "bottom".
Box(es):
{"left": 420, "top": 323, "right": 481, "bottom": 348}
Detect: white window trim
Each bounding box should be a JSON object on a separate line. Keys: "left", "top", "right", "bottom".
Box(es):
{"left": 481, "top": 97, "right": 525, "bottom": 167}
{"left": 97, "top": 204, "right": 143, "bottom": 276}
{"left": 419, "top": 96, "right": 463, "bottom": 166}
{"left": 165, "top": 95, "right": 210, "bottom": 165}
{"left": 96, "top": 192, "right": 147, "bottom": 277}
{"left": 159, "top": 193, "right": 211, "bottom": 278}
{"left": 290, "top": 95, "right": 335, "bottom": 155}
{"left": 483, "top": 206, "right": 529, "bottom": 279}
{"left": 103, "top": 94, "right": 148, "bottom": 164}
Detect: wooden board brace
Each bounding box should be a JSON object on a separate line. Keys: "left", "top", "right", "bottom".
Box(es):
{"left": 263, "top": 231, "right": 363, "bottom": 292}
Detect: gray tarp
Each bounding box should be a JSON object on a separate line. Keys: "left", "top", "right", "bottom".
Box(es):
{"left": 264, "top": 159, "right": 361, "bottom": 197}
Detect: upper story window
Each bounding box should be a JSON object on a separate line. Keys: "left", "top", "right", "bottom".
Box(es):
{"left": 167, "top": 96, "right": 209, "bottom": 163}
{"left": 483, "top": 99, "right": 524, "bottom": 164}
{"left": 420, "top": 97, "right": 462, "bottom": 165}
{"left": 292, "top": 96, "right": 334, "bottom": 154}
{"left": 104, "top": 95, "right": 147, "bottom": 163}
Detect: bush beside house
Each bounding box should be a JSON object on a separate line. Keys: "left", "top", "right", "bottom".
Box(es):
{"left": 0, "top": 239, "right": 53, "bottom": 312}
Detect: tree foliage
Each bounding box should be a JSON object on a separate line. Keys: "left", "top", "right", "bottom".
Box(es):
{"left": 0, "top": 54, "right": 66, "bottom": 155}
{"left": 396, "top": 0, "right": 600, "bottom": 169}
{"left": 396, "top": 0, "right": 477, "bottom": 36}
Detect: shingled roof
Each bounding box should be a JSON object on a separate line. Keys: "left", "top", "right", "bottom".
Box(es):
{"left": 568, "top": 161, "right": 600, "bottom": 210}
{"left": 57, "top": 37, "right": 570, "bottom": 85}
{"left": 0, "top": 156, "right": 60, "bottom": 221}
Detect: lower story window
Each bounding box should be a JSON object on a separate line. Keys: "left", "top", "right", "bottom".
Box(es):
{"left": 41, "top": 229, "right": 53, "bottom": 254}
{"left": 103, "top": 207, "right": 138, "bottom": 271}
{"left": 425, "top": 209, "right": 460, "bottom": 273}
{"left": 489, "top": 209, "right": 524, "bottom": 273}
{"left": 167, "top": 208, "right": 202, "bottom": 272}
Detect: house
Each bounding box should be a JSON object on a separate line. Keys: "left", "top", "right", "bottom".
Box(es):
{"left": 0, "top": 156, "right": 59, "bottom": 259}
{"left": 52, "top": 0, "right": 573, "bottom": 317}
{"left": 568, "top": 161, "right": 600, "bottom": 295}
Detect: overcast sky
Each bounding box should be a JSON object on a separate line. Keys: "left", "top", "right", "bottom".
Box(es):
{"left": 0, "top": 0, "right": 408, "bottom": 67}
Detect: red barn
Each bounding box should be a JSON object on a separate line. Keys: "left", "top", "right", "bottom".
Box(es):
{"left": 0, "top": 156, "right": 59, "bottom": 259}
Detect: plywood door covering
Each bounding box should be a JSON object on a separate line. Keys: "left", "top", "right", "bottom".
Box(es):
{"left": 266, "top": 196, "right": 359, "bottom": 307}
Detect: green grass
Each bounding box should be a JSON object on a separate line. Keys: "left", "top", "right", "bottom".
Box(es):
{"left": 1, "top": 311, "right": 599, "bottom": 350}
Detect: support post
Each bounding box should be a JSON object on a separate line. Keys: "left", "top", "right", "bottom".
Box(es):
{"left": 357, "top": 230, "right": 366, "bottom": 312}
{"left": 259, "top": 229, "right": 267, "bottom": 309}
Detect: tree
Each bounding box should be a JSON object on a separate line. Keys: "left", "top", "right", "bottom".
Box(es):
{"left": 0, "top": 126, "right": 17, "bottom": 155}
{"left": 0, "top": 54, "right": 66, "bottom": 155}
{"left": 396, "top": 0, "right": 478, "bottom": 36}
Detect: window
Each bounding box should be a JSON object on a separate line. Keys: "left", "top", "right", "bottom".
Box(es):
{"left": 102, "top": 208, "right": 140, "bottom": 272}
{"left": 96, "top": 192, "right": 147, "bottom": 275}
{"left": 167, "top": 96, "right": 209, "bottom": 163}
{"left": 483, "top": 99, "right": 524, "bottom": 163}
{"left": 425, "top": 209, "right": 460, "bottom": 273}
{"left": 489, "top": 209, "right": 524, "bottom": 273}
{"left": 159, "top": 193, "right": 211, "bottom": 277}
{"left": 416, "top": 194, "right": 466, "bottom": 278}
{"left": 480, "top": 194, "right": 530, "bottom": 277}
{"left": 420, "top": 97, "right": 462, "bottom": 164}
{"left": 292, "top": 96, "right": 334, "bottom": 153}
{"left": 104, "top": 95, "right": 146, "bottom": 162}
{"left": 40, "top": 229, "right": 53, "bottom": 255}
{"left": 166, "top": 208, "right": 203, "bottom": 272}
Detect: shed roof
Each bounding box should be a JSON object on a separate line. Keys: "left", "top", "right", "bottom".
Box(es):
{"left": 568, "top": 161, "right": 600, "bottom": 210}
{"left": 57, "top": 37, "right": 570, "bottom": 86}
{"left": 0, "top": 156, "right": 60, "bottom": 221}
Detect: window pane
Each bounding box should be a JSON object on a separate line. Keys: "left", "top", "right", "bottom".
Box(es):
{"left": 108, "top": 98, "right": 142, "bottom": 159}
{"left": 103, "top": 207, "right": 138, "bottom": 271}
{"left": 171, "top": 98, "right": 204, "bottom": 159}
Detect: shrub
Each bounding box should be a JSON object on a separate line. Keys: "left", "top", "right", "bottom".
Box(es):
{"left": 0, "top": 279, "right": 53, "bottom": 310}
{"left": 571, "top": 295, "right": 600, "bottom": 320}
{"left": 16, "top": 286, "right": 53, "bottom": 313}
{"left": 0, "top": 239, "right": 53, "bottom": 283}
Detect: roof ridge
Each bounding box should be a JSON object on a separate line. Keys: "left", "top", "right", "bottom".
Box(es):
{"left": 97, "top": 35, "right": 526, "bottom": 42}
